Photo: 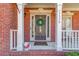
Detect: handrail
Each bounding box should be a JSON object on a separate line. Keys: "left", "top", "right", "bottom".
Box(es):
{"left": 62, "top": 30, "right": 79, "bottom": 50}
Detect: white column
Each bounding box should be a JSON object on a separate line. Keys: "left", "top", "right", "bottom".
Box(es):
{"left": 17, "top": 3, "right": 24, "bottom": 51}
{"left": 56, "top": 3, "right": 63, "bottom": 51}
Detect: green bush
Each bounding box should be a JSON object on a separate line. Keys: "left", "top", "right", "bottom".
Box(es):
{"left": 64, "top": 52, "right": 79, "bottom": 56}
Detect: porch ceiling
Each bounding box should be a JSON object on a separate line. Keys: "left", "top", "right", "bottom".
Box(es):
{"left": 24, "top": 3, "right": 56, "bottom": 8}
{"left": 24, "top": 3, "right": 79, "bottom": 11}
{"left": 63, "top": 3, "right": 79, "bottom": 11}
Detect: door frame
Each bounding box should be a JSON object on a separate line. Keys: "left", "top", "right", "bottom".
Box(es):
{"left": 30, "top": 9, "right": 52, "bottom": 41}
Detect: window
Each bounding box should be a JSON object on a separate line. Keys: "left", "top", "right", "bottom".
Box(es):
{"left": 62, "top": 16, "right": 72, "bottom": 30}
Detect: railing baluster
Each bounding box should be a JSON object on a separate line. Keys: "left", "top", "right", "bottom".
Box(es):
{"left": 62, "top": 31, "right": 63, "bottom": 48}
{"left": 65, "top": 31, "right": 68, "bottom": 48}
{"left": 62, "top": 31, "right": 65, "bottom": 48}
{"left": 69, "top": 31, "right": 71, "bottom": 48}
{"left": 65, "top": 31, "right": 66, "bottom": 48}
{"left": 72, "top": 31, "right": 74, "bottom": 48}
{"left": 75, "top": 32, "right": 77, "bottom": 48}
{"left": 78, "top": 32, "right": 79, "bottom": 48}
{"left": 62, "top": 30, "right": 79, "bottom": 50}
{"left": 74, "top": 32, "right": 75, "bottom": 48}
{"left": 77, "top": 32, "right": 78, "bottom": 48}
{"left": 70, "top": 31, "right": 72, "bottom": 48}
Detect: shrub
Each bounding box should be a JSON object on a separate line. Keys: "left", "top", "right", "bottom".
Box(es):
{"left": 64, "top": 52, "right": 79, "bottom": 56}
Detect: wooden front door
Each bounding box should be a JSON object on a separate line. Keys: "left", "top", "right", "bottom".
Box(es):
{"left": 35, "top": 15, "right": 46, "bottom": 40}
{"left": 30, "top": 14, "right": 51, "bottom": 42}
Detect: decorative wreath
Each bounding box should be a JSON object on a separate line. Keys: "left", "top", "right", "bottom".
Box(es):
{"left": 36, "top": 18, "right": 45, "bottom": 26}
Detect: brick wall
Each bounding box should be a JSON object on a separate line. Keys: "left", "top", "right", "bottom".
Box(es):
{"left": 72, "top": 11, "right": 79, "bottom": 30}
{"left": 24, "top": 8, "right": 30, "bottom": 42}
{"left": 0, "top": 3, "right": 17, "bottom": 53}
{"left": 51, "top": 9, "right": 55, "bottom": 42}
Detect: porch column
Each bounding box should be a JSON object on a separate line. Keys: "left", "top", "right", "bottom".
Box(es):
{"left": 17, "top": 3, "right": 24, "bottom": 51}
{"left": 56, "top": 3, "right": 63, "bottom": 51}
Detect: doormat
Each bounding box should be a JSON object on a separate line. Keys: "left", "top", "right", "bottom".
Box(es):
{"left": 34, "top": 42, "right": 48, "bottom": 46}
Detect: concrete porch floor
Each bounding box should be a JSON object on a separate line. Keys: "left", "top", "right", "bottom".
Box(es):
{"left": 24, "top": 42, "right": 56, "bottom": 50}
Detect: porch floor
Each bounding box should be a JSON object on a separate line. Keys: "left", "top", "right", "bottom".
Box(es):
{"left": 24, "top": 42, "right": 56, "bottom": 50}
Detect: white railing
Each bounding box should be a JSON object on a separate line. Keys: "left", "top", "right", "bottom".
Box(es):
{"left": 62, "top": 30, "right": 79, "bottom": 50}
{"left": 10, "top": 29, "right": 18, "bottom": 50}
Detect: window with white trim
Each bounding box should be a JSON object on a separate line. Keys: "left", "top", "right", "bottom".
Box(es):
{"left": 62, "top": 16, "right": 72, "bottom": 30}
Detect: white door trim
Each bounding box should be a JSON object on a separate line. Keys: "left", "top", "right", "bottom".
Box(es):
{"left": 30, "top": 9, "right": 52, "bottom": 41}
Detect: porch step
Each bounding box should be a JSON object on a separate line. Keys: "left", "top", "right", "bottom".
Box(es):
{"left": 0, "top": 51, "right": 64, "bottom": 56}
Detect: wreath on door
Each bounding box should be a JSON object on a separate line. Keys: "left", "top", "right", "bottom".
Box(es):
{"left": 36, "top": 18, "right": 45, "bottom": 26}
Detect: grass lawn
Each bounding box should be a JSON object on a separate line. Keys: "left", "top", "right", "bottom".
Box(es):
{"left": 64, "top": 52, "right": 79, "bottom": 56}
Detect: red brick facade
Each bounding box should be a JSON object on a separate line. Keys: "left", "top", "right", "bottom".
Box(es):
{"left": 72, "top": 11, "right": 79, "bottom": 30}
{"left": 0, "top": 3, "right": 64, "bottom": 56}
{"left": 0, "top": 3, "right": 18, "bottom": 55}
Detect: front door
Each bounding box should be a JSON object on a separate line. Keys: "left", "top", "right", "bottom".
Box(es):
{"left": 35, "top": 15, "right": 46, "bottom": 40}
{"left": 30, "top": 14, "right": 51, "bottom": 42}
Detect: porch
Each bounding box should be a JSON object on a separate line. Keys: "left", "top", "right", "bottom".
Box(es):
{"left": 10, "top": 30, "right": 79, "bottom": 51}
{"left": 10, "top": 3, "right": 79, "bottom": 51}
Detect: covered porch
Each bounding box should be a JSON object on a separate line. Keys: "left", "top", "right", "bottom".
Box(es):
{"left": 62, "top": 3, "right": 79, "bottom": 50}
{"left": 10, "top": 3, "right": 79, "bottom": 51}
